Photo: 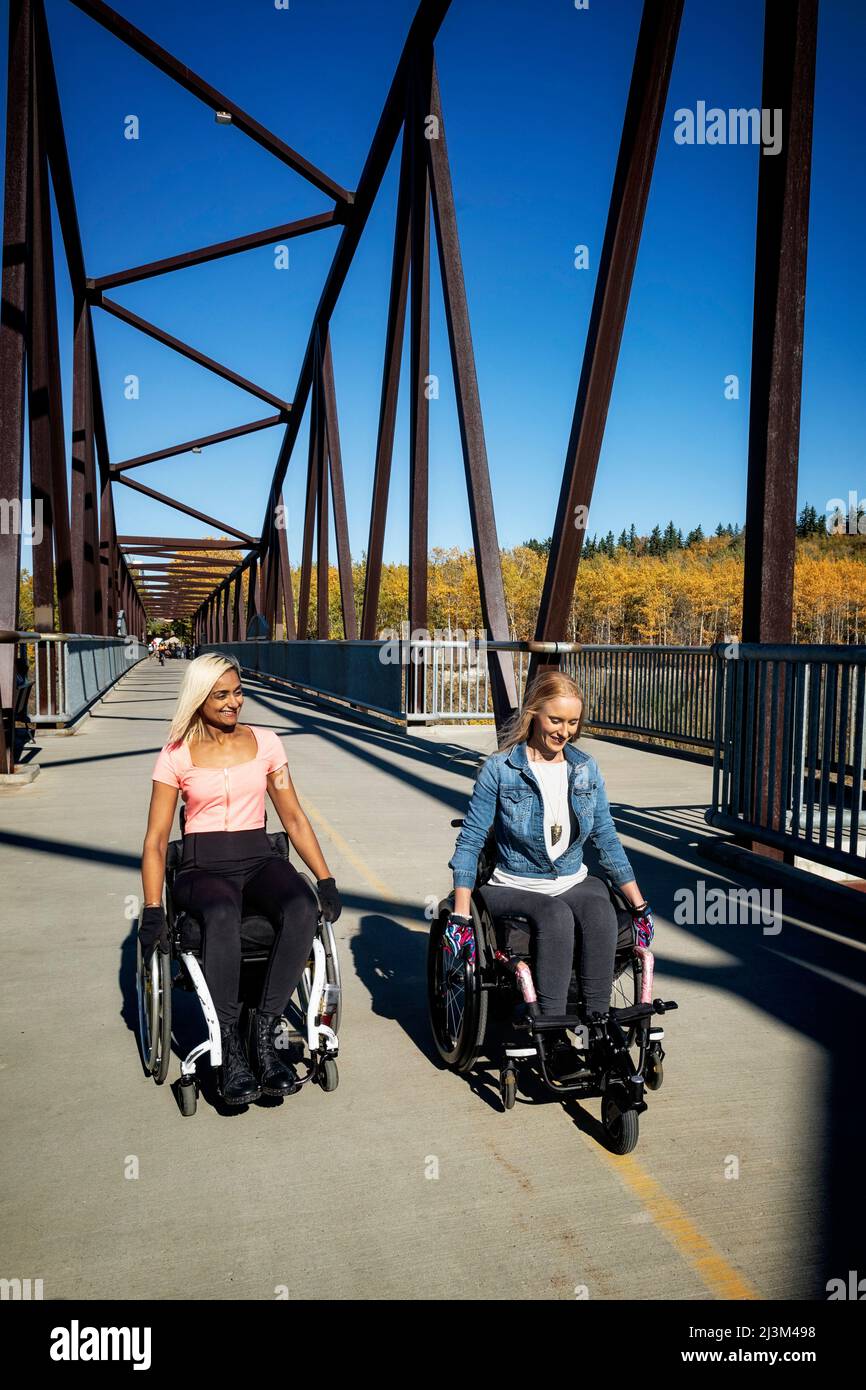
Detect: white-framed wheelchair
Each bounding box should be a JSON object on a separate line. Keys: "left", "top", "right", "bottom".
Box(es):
{"left": 136, "top": 828, "right": 342, "bottom": 1116}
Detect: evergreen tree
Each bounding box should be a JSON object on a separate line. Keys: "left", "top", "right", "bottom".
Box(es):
{"left": 685, "top": 524, "right": 704, "bottom": 547}
{"left": 628, "top": 523, "right": 638, "bottom": 553}
{"left": 617, "top": 529, "right": 629, "bottom": 551}
{"left": 521, "top": 536, "right": 552, "bottom": 556}
{"left": 648, "top": 525, "right": 663, "bottom": 556}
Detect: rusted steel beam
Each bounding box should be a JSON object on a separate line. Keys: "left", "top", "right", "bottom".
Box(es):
{"left": 531, "top": 0, "right": 684, "bottom": 676}
{"left": 95, "top": 295, "right": 292, "bottom": 413}
{"left": 88, "top": 311, "right": 117, "bottom": 633}
{"left": 32, "top": 0, "right": 86, "bottom": 293}
{"left": 740, "top": 0, "right": 818, "bottom": 864}
{"left": 231, "top": 572, "right": 242, "bottom": 640}
{"left": 321, "top": 333, "right": 357, "bottom": 639}
{"left": 68, "top": 0, "right": 353, "bottom": 205}
{"left": 27, "top": 23, "right": 59, "bottom": 634}
{"left": 742, "top": 0, "right": 818, "bottom": 645}
{"left": 71, "top": 297, "right": 101, "bottom": 632}
{"left": 261, "top": 0, "right": 452, "bottom": 541}
{"left": 296, "top": 345, "right": 320, "bottom": 639}
{"left": 425, "top": 58, "right": 518, "bottom": 725}
{"left": 117, "top": 536, "right": 256, "bottom": 549}
{"left": 361, "top": 126, "right": 411, "bottom": 640}
{"left": 132, "top": 562, "right": 237, "bottom": 573}
{"left": 92, "top": 211, "right": 340, "bottom": 292}
{"left": 276, "top": 494, "right": 297, "bottom": 640}
{"left": 408, "top": 55, "right": 431, "bottom": 655}
{"left": 111, "top": 415, "right": 285, "bottom": 474}
{"left": 315, "top": 349, "right": 329, "bottom": 639}
{"left": 245, "top": 554, "right": 259, "bottom": 635}
{"left": 29, "top": 14, "right": 75, "bottom": 633}
{"left": 115, "top": 475, "right": 256, "bottom": 545}
{"left": 0, "top": 0, "right": 31, "bottom": 771}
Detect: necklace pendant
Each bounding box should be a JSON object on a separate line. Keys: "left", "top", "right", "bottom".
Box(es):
{"left": 551, "top": 823, "right": 562, "bottom": 846}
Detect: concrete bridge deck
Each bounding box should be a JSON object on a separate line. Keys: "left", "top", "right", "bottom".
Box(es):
{"left": 0, "top": 660, "right": 862, "bottom": 1301}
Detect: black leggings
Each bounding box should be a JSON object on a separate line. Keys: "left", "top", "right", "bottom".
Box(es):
{"left": 478, "top": 873, "right": 618, "bottom": 1016}
{"left": 171, "top": 830, "right": 318, "bottom": 1027}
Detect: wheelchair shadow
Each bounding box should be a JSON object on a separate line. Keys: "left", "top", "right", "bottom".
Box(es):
{"left": 351, "top": 913, "right": 440, "bottom": 1063}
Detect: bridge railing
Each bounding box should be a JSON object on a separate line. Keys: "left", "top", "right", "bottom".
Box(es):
{"left": 14, "top": 633, "right": 147, "bottom": 725}
{"left": 206, "top": 637, "right": 717, "bottom": 747}
{"left": 707, "top": 643, "right": 866, "bottom": 876}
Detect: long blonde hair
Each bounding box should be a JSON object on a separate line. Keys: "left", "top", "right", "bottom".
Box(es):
{"left": 497, "top": 667, "right": 585, "bottom": 752}
{"left": 167, "top": 653, "right": 243, "bottom": 745}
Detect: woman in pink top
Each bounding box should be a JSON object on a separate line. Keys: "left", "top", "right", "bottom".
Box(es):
{"left": 140, "top": 653, "right": 342, "bottom": 1106}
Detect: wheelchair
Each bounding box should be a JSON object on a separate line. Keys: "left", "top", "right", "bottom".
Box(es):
{"left": 428, "top": 820, "right": 677, "bottom": 1154}
{"left": 136, "top": 821, "right": 341, "bottom": 1116}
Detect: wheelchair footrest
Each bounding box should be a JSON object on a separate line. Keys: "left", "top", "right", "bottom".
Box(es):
{"left": 528, "top": 1013, "right": 584, "bottom": 1033}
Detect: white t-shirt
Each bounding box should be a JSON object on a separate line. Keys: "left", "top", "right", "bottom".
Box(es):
{"left": 488, "top": 756, "right": 589, "bottom": 896}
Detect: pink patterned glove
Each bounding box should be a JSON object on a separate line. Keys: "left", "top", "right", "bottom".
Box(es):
{"left": 631, "top": 904, "right": 654, "bottom": 950}
{"left": 445, "top": 913, "right": 476, "bottom": 964}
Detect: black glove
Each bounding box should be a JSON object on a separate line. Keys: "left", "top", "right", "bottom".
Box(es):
{"left": 138, "top": 905, "right": 169, "bottom": 966}
{"left": 316, "top": 877, "right": 342, "bottom": 923}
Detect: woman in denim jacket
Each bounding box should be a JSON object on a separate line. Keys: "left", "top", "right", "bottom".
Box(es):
{"left": 448, "top": 669, "right": 652, "bottom": 1074}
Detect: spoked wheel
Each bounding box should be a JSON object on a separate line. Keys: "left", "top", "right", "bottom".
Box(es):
{"left": 610, "top": 951, "right": 642, "bottom": 1050}
{"left": 427, "top": 905, "right": 487, "bottom": 1073}
{"left": 136, "top": 939, "right": 172, "bottom": 1084}
{"left": 297, "top": 897, "right": 342, "bottom": 1038}
{"left": 602, "top": 1088, "right": 639, "bottom": 1155}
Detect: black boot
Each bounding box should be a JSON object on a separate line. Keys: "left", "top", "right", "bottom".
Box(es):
{"left": 547, "top": 1029, "right": 585, "bottom": 1081}
{"left": 248, "top": 1009, "right": 300, "bottom": 1097}
{"left": 218, "top": 1021, "right": 261, "bottom": 1106}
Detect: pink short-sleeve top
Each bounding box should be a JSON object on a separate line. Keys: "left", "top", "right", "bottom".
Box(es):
{"left": 151, "top": 725, "right": 288, "bottom": 834}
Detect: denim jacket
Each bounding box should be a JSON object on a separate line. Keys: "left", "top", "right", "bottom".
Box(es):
{"left": 448, "top": 739, "right": 635, "bottom": 890}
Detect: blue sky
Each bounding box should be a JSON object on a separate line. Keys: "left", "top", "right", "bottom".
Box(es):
{"left": 4, "top": 0, "right": 865, "bottom": 567}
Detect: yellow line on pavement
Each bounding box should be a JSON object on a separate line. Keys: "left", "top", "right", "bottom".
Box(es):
{"left": 589, "top": 1147, "right": 760, "bottom": 1299}
{"left": 303, "top": 789, "right": 760, "bottom": 1300}
{"left": 302, "top": 798, "right": 399, "bottom": 902}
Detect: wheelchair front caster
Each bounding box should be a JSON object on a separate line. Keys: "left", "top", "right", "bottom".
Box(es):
{"left": 318, "top": 1058, "right": 339, "bottom": 1093}
{"left": 499, "top": 1066, "right": 517, "bottom": 1111}
{"left": 177, "top": 1076, "right": 198, "bottom": 1117}
{"left": 602, "top": 1090, "right": 639, "bottom": 1155}
{"left": 644, "top": 1054, "right": 664, "bottom": 1091}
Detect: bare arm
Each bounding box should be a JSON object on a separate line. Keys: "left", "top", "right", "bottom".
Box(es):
{"left": 141, "top": 781, "right": 179, "bottom": 907}
{"left": 267, "top": 765, "right": 331, "bottom": 881}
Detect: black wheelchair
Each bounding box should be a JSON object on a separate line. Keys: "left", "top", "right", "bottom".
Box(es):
{"left": 428, "top": 819, "right": 676, "bottom": 1153}
{"left": 136, "top": 823, "right": 341, "bottom": 1116}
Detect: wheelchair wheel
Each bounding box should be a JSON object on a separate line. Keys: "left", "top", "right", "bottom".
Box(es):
{"left": 136, "top": 939, "right": 172, "bottom": 1084}
{"left": 427, "top": 902, "right": 487, "bottom": 1073}
{"left": 297, "top": 914, "right": 342, "bottom": 1035}
{"left": 610, "top": 951, "right": 641, "bottom": 1048}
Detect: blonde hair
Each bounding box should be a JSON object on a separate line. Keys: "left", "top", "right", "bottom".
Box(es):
{"left": 167, "top": 653, "right": 243, "bottom": 746}
{"left": 497, "top": 667, "right": 585, "bottom": 752}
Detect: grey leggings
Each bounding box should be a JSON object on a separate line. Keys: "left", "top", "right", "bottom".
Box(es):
{"left": 479, "top": 873, "right": 618, "bottom": 1015}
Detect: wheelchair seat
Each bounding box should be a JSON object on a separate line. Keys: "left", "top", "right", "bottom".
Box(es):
{"left": 165, "top": 830, "right": 290, "bottom": 961}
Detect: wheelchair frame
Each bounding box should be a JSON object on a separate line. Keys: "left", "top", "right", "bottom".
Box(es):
{"left": 136, "top": 829, "right": 341, "bottom": 1116}
{"left": 428, "top": 823, "right": 677, "bottom": 1154}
